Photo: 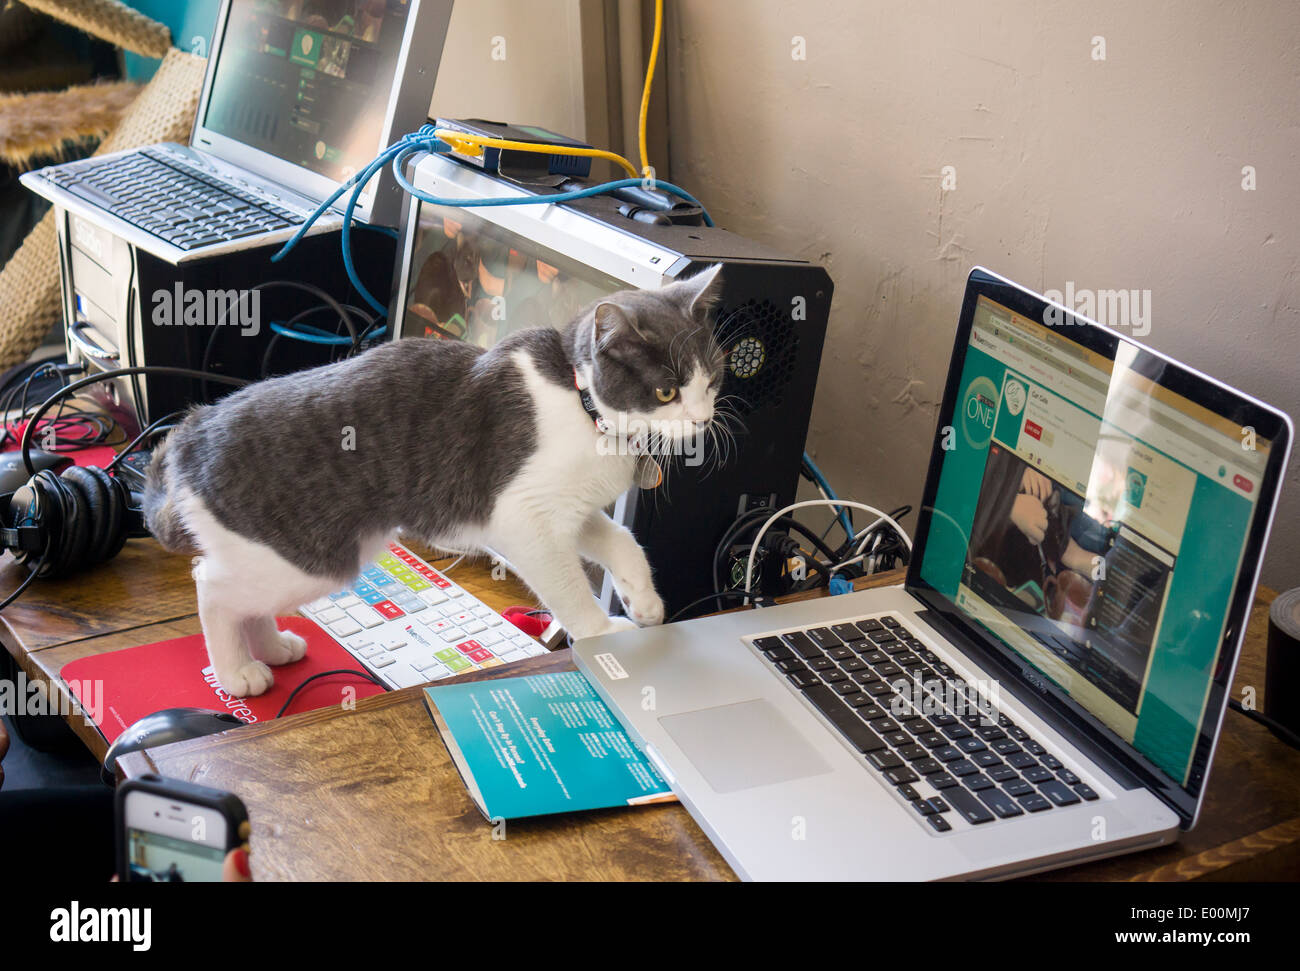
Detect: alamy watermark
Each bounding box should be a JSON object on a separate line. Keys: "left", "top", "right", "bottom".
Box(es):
{"left": 594, "top": 414, "right": 707, "bottom": 466}
{"left": 50, "top": 902, "right": 150, "bottom": 950}
{"left": 889, "top": 676, "right": 1003, "bottom": 725}
{"left": 1043, "top": 282, "right": 1151, "bottom": 337}
{"left": 0, "top": 672, "right": 101, "bottom": 727}
{"left": 150, "top": 284, "right": 260, "bottom": 336}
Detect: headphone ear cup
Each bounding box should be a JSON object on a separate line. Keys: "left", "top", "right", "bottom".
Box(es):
{"left": 63, "top": 465, "right": 114, "bottom": 566}
{"left": 48, "top": 471, "right": 90, "bottom": 578}
{"left": 6, "top": 478, "right": 49, "bottom": 571}
{"left": 26, "top": 471, "right": 71, "bottom": 577}
{"left": 98, "top": 472, "right": 131, "bottom": 562}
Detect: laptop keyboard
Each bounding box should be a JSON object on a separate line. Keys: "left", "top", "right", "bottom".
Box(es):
{"left": 751, "top": 614, "right": 1100, "bottom": 833}
{"left": 41, "top": 147, "right": 304, "bottom": 250}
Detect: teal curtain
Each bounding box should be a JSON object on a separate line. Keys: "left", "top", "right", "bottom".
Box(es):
{"left": 120, "top": 0, "right": 222, "bottom": 80}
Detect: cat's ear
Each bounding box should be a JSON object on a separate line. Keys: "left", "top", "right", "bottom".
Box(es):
{"left": 594, "top": 302, "right": 650, "bottom": 348}
{"left": 683, "top": 263, "right": 725, "bottom": 324}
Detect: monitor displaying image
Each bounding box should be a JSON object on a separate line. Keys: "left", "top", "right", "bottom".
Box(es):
{"left": 203, "top": 0, "right": 412, "bottom": 182}
{"left": 401, "top": 201, "right": 627, "bottom": 348}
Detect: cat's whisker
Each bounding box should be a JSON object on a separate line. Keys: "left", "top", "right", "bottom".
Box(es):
{"left": 709, "top": 406, "right": 744, "bottom": 474}
{"left": 698, "top": 424, "right": 721, "bottom": 481}
{"left": 712, "top": 310, "right": 755, "bottom": 356}
{"left": 716, "top": 418, "right": 733, "bottom": 466}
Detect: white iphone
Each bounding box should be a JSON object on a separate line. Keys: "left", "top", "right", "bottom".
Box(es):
{"left": 116, "top": 775, "right": 248, "bottom": 883}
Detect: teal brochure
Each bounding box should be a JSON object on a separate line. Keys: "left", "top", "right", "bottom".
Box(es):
{"left": 424, "top": 672, "right": 675, "bottom": 820}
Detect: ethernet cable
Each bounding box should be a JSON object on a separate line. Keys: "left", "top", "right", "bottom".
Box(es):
{"left": 639, "top": 0, "right": 665, "bottom": 177}
{"left": 273, "top": 125, "right": 714, "bottom": 318}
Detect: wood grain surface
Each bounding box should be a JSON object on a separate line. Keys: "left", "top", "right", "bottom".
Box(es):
{"left": 5, "top": 538, "right": 1297, "bottom": 881}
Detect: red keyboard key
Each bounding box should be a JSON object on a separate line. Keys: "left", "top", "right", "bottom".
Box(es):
{"left": 373, "top": 600, "right": 405, "bottom": 620}
{"left": 457, "top": 640, "right": 483, "bottom": 655}
{"left": 468, "top": 648, "right": 493, "bottom": 664}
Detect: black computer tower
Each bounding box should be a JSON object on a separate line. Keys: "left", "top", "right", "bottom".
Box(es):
{"left": 53, "top": 205, "right": 396, "bottom": 434}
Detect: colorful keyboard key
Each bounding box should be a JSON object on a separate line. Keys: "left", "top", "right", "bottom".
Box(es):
{"left": 303, "top": 542, "right": 545, "bottom": 691}
{"left": 373, "top": 600, "right": 405, "bottom": 620}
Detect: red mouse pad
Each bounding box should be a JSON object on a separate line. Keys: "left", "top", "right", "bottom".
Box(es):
{"left": 62, "top": 616, "right": 387, "bottom": 744}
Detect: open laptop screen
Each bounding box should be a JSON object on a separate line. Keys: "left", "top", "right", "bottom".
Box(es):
{"left": 914, "top": 277, "right": 1286, "bottom": 806}
{"left": 202, "top": 0, "right": 412, "bottom": 184}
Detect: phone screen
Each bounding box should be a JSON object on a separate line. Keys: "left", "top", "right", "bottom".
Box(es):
{"left": 122, "top": 790, "right": 231, "bottom": 883}
{"left": 124, "top": 828, "right": 225, "bottom": 883}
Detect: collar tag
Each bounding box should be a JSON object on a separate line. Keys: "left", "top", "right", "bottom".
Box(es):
{"left": 636, "top": 455, "right": 663, "bottom": 490}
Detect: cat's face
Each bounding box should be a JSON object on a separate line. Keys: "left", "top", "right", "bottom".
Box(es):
{"left": 584, "top": 265, "right": 726, "bottom": 446}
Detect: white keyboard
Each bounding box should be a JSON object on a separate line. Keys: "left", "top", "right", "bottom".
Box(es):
{"left": 298, "top": 542, "right": 549, "bottom": 690}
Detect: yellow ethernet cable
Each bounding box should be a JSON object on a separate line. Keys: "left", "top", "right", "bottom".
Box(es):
{"left": 638, "top": 0, "right": 665, "bottom": 178}
{"left": 433, "top": 128, "right": 640, "bottom": 180}
{"left": 428, "top": 0, "right": 664, "bottom": 184}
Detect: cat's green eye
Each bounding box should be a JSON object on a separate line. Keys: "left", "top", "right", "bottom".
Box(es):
{"left": 655, "top": 387, "right": 678, "bottom": 403}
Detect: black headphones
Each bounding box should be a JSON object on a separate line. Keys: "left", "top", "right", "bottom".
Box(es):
{"left": 1, "top": 464, "right": 146, "bottom": 579}
{"left": 0, "top": 366, "right": 249, "bottom": 602}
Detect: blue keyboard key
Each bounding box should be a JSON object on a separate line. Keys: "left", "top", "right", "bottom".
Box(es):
{"left": 360, "top": 590, "right": 386, "bottom": 605}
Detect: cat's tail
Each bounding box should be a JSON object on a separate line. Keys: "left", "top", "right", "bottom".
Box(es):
{"left": 143, "top": 436, "right": 198, "bottom": 555}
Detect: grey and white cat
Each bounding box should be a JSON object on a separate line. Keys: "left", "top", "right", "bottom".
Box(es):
{"left": 144, "top": 265, "right": 726, "bottom": 697}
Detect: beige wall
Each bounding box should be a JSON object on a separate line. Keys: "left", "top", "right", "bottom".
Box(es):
{"left": 430, "top": 0, "right": 590, "bottom": 139}
{"left": 666, "top": 0, "right": 1300, "bottom": 588}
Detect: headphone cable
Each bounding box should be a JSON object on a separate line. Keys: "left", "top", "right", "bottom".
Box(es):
{"left": 0, "top": 549, "right": 49, "bottom": 611}
{"left": 19, "top": 366, "right": 250, "bottom": 476}
{"left": 104, "top": 410, "right": 187, "bottom": 474}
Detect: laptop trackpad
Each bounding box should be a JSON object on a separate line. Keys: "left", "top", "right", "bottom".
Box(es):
{"left": 659, "top": 700, "right": 832, "bottom": 794}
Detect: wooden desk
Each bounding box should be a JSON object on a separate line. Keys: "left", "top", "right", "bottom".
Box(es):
{"left": 3, "top": 541, "right": 1298, "bottom": 881}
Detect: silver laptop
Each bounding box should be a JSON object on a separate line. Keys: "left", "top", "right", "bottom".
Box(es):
{"left": 21, "top": 0, "right": 452, "bottom": 264}
{"left": 574, "top": 267, "right": 1293, "bottom": 881}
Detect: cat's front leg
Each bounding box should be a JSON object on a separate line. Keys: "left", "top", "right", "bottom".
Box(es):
{"left": 194, "top": 565, "right": 275, "bottom": 697}
{"left": 493, "top": 533, "right": 634, "bottom": 639}
{"left": 578, "top": 512, "right": 664, "bottom": 627}
{"left": 243, "top": 615, "right": 308, "bottom": 666}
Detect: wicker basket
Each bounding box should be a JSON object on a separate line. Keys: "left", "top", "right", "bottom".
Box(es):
{"left": 0, "top": 49, "right": 206, "bottom": 368}
{"left": 17, "top": 0, "right": 171, "bottom": 58}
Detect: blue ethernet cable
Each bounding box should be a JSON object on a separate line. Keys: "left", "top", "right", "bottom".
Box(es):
{"left": 268, "top": 321, "right": 386, "bottom": 345}
{"left": 802, "top": 452, "right": 855, "bottom": 541}
{"left": 273, "top": 125, "right": 715, "bottom": 319}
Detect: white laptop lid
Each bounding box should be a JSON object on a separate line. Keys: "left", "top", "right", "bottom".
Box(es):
{"left": 189, "top": 0, "right": 452, "bottom": 226}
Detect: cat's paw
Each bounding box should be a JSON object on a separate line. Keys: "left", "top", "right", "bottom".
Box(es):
{"left": 619, "top": 588, "right": 665, "bottom": 627}
{"left": 217, "top": 661, "right": 274, "bottom": 698}
{"left": 257, "top": 628, "right": 308, "bottom": 666}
